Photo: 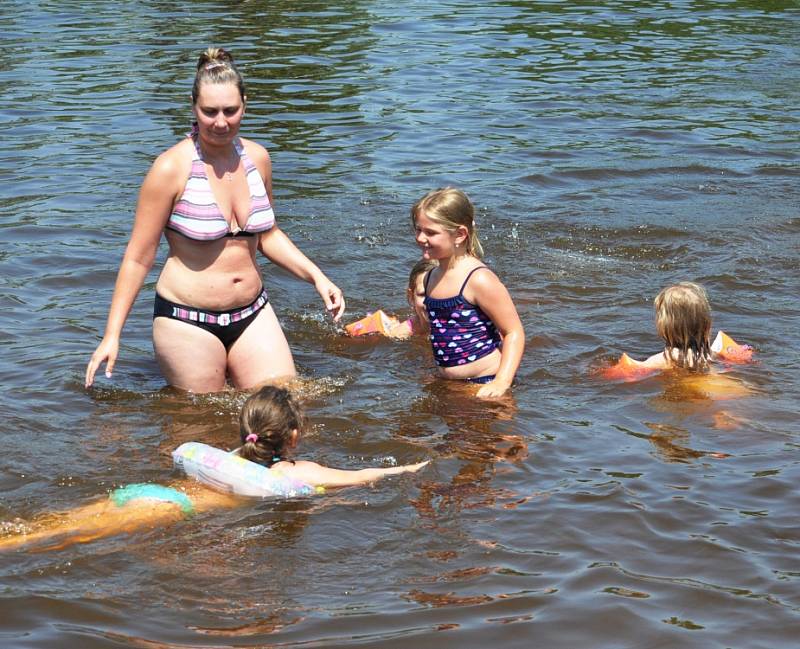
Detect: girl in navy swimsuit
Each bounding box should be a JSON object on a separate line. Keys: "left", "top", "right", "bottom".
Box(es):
{"left": 411, "top": 187, "right": 525, "bottom": 398}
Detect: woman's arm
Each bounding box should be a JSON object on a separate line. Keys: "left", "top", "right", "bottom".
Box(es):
{"left": 468, "top": 270, "right": 525, "bottom": 398}
{"left": 279, "top": 459, "right": 429, "bottom": 488}
{"left": 257, "top": 227, "right": 345, "bottom": 321}
{"left": 85, "top": 150, "right": 183, "bottom": 387}
{"left": 245, "top": 139, "right": 345, "bottom": 321}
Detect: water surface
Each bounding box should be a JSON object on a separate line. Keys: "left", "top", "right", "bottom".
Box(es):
{"left": 1, "top": 1, "right": 798, "bottom": 647}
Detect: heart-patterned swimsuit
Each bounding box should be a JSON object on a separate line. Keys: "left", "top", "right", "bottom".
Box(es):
{"left": 424, "top": 266, "right": 501, "bottom": 368}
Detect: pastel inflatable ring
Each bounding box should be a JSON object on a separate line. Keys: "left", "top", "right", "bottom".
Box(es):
{"left": 173, "top": 442, "right": 323, "bottom": 498}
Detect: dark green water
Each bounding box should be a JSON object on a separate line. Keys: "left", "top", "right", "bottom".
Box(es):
{"left": 1, "top": 1, "right": 798, "bottom": 647}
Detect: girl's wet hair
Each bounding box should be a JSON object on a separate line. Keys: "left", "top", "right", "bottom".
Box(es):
{"left": 192, "top": 47, "right": 245, "bottom": 104}
{"left": 411, "top": 187, "right": 484, "bottom": 258}
{"left": 408, "top": 258, "right": 438, "bottom": 292}
{"left": 239, "top": 386, "right": 307, "bottom": 467}
{"left": 654, "top": 282, "right": 712, "bottom": 371}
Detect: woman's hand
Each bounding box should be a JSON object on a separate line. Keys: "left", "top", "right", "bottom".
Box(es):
{"left": 85, "top": 337, "right": 120, "bottom": 388}
{"left": 315, "top": 277, "right": 345, "bottom": 322}
{"left": 258, "top": 226, "right": 345, "bottom": 321}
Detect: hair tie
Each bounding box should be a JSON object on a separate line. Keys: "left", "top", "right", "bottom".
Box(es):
{"left": 245, "top": 433, "right": 258, "bottom": 444}
{"left": 204, "top": 62, "right": 225, "bottom": 72}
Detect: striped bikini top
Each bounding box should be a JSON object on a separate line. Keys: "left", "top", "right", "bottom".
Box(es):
{"left": 424, "top": 266, "right": 501, "bottom": 368}
{"left": 166, "top": 138, "right": 275, "bottom": 241}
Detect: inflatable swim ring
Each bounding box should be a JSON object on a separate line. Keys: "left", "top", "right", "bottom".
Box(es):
{"left": 172, "top": 442, "right": 323, "bottom": 498}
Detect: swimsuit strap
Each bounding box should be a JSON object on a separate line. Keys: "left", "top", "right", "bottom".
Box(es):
{"left": 191, "top": 136, "right": 203, "bottom": 161}
{"left": 191, "top": 136, "right": 243, "bottom": 161}
{"left": 423, "top": 269, "right": 435, "bottom": 296}
{"left": 458, "top": 266, "right": 490, "bottom": 296}
{"left": 424, "top": 266, "right": 489, "bottom": 299}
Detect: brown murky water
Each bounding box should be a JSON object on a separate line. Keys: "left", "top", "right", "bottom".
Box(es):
{"left": 1, "top": 1, "right": 798, "bottom": 647}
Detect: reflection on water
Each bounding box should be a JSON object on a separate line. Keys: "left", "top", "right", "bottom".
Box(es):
{"left": 1, "top": 0, "right": 799, "bottom": 647}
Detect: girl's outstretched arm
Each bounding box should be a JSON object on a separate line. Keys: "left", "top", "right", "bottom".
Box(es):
{"left": 468, "top": 270, "right": 525, "bottom": 398}
{"left": 277, "top": 460, "right": 429, "bottom": 488}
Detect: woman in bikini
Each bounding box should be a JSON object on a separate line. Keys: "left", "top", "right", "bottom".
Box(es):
{"left": 85, "top": 47, "right": 344, "bottom": 393}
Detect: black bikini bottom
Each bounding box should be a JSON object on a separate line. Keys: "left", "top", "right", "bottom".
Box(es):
{"left": 153, "top": 287, "right": 269, "bottom": 348}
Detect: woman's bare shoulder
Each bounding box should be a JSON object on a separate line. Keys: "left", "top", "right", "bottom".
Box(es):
{"left": 149, "top": 138, "right": 194, "bottom": 181}
{"left": 240, "top": 137, "right": 270, "bottom": 163}
{"left": 240, "top": 138, "right": 271, "bottom": 181}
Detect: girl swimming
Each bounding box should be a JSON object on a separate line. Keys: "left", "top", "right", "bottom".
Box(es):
{"left": 647, "top": 281, "right": 714, "bottom": 371}
{"left": 411, "top": 187, "right": 525, "bottom": 398}
{"left": 345, "top": 258, "right": 437, "bottom": 338}
{"left": 236, "top": 386, "right": 428, "bottom": 486}
{"left": 0, "top": 387, "right": 428, "bottom": 552}
{"left": 602, "top": 282, "right": 754, "bottom": 381}
{"left": 404, "top": 258, "right": 438, "bottom": 336}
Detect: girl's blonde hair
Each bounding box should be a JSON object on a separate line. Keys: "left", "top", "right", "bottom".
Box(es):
{"left": 410, "top": 187, "right": 484, "bottom": 258}
{"left": 654, "top": 282, "right": 712, "bottom": 371}
{"left": 192, "top": 47, "right": 245, "bottom": 104}
{"left": 239, "top": 386, "right": 307, "bottom": 467}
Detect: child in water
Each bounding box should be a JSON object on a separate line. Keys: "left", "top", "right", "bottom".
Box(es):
{"left": 411, "top": 187, "right": 525, "bottom": 398}
{"left": 237, "top": 386, "right": 428, "bottom": 485}
{"left": 0, "top": 387, "right": 428, "bottom": 552}
{"left": 345, "top": 258, "right": 437, "bottom": 339}
{"left": 602, "top": 282, "right": 753, "bottom": 381}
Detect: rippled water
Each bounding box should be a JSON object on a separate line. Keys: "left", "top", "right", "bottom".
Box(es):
{"left": 1, "top": 1, "right": 798, "bottom": 647}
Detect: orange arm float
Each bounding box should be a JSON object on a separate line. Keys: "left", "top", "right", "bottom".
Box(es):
{"left": 598, "top": 353, "right": 659, "bottom": 382}
{"left": 711, "top": 331, "right": 754, "bottom": 363}
{"left": 345, "top": 310, "right": 405, "bottom": 337}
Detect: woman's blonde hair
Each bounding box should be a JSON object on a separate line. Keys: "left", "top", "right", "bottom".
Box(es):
{"left": 239, "top": 386, "right": 307, "bottom": 467}
{"left": 654, "top": 282, "right": 712, "bottom": 371}
{"left": 192, "top": 47, "right": 245, "bottom": 104}
{"left": 410, "top": 187, "right": 484, "bottom": 258}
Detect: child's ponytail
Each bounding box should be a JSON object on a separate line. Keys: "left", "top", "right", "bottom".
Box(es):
{"left": 239, "top": 386, "right": 307, "bottom": 466}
